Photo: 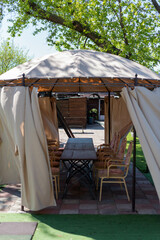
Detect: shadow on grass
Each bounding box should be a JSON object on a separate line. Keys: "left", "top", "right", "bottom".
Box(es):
{"left": 31, "top": 214, "right": 160, "bottom": 240}
{"left": 0, "top": 214, "right": 160, "bottom": 240}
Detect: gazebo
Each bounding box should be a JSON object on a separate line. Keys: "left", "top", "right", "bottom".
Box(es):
{"left": 0, "top": 50, "right": 160, "bottom": 211}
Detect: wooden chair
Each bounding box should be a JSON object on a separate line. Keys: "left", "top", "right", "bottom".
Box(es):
{"left": 51, "top": 167, "right": 60, "bottom": 200}
{"left": 94, "top": 136, "right": 126, "bottom": 173}
{"left": 47, "top": 139, "right": 64, "bottom": 149}
{"left": 96, "top": 132, "right": 117, "bottom": 157}
{"left": 97, "top": 141, "right": 133, "bottom": 201}
{"left": 97, "top": 132, "right": 121, "bottom": 159}
{"left": 47, "top": 138, "right": 65, "bottom": 199}
{"left": 47, "top": 139, "right": 64, "bottom": 157}
{"left": 49, "top": 149, "right": 61, "bottom": 199}
{"left": 49, "top": 149, "right": 60, "bottom": 167}
{"left": 93, "top": 133, "right": 120, "bottom": 177}
{"left": 47, "top": 139, "right": 59, "bottom": 146}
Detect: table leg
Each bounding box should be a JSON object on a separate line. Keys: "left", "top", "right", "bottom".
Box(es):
{"left": 62, "top": 159, "right": 96, "bottom": 199}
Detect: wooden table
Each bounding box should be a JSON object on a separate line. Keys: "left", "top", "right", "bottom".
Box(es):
{"left": 61, "top": 138, "right": 97, "bottom": 198}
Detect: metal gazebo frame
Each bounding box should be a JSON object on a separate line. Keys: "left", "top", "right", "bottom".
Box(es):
{"left": 0, "top": 50, "right": 160, "bottom": 212}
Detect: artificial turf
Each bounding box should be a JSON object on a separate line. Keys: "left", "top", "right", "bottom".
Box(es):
{"left": 0, "top": 214, "right": 160, "bottom": 240}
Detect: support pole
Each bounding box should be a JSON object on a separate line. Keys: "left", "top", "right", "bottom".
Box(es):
{"left": 21, "top": 205, "right": 24, "bottom": 211}
{"left": 56, "top": 105, "right": 75, "bottom": 138}
{"left": 21, "top": 73, "right": 26, "bottom": 211}
{"left": 108, "top": 91, "right": 111, "bottom": 144}
{"left": 132, "top": 73, "right": 138, "bottom": 212}
{"left": 132, "top": 126, "right": 136, "bottom": 212}
{"left": 22, "top": 73, "right": 25, "bottom": 86}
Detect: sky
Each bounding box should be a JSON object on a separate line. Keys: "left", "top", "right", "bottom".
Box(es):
{"left": 1, "top": 16, "right": 57, "bottom": 59}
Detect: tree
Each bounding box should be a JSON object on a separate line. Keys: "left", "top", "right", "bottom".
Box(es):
{"left": 0, "top": 39, "right": 30, "bottom": 74}
{"left": 2, "top": 0, "right": 160, "bottom": 70}
{"left": 0, "top": 1, "right": 3, "bottom": 23}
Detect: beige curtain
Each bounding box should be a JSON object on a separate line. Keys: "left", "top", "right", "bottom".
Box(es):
{"left": 122, "top": 87, "right": 160, "bottom": 200}
{"left": 39, "top": 97, "right": 59, "bottom": 142}
{"left": 0, "top": 87, "right": 22, "bottom": 184}
{"left": 50, "top": 97, "right": 59, "bottom": 131}
{"left": 0, "top": 87, "right": 56, "bottom": 210}
{"left": 104, "top": 96, "right": 132, "bottom": 143}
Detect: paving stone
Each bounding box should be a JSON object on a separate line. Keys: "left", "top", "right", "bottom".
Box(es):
{"left": 145, "top": 194, "right": 158, "bottom": 200}
{"left": 100, "top": 194, "right": 115, "bottom": 201}
{"left": 98, "top": 203, "right": 116, "bottom": 210}
{"left": 79, "top": 199, "right": 97, "bottom": 204}
{"left": 0, "top": 192, "right": 11, "bottom": 197}
{"left": 156, "top": 209, "right": 160, "bottom": 214}
{"left": 98, "top": 199, "right": 115, "bottom": 205}
{"left": 35, "top": 208, "right": 60, "bottom": 214}
{"left": 79, "top": 209, "right": 99, "bottom": 214}
{"left": 79, "top": 203, "right": 97, "bottom": 210}
{"left": 115, "top": 199, "right": 130, "bottom": 204}
{"left": 113, "top": 194, "right": 129, "bottom": 200}
{"left": 118, "top": 210, "right": 137, "bottom": 214}
{"left": 99, "top": 208, "right": 118, "bottom": 215}
{"left": 149, "top": 200, "right": 160, "bottom": 209}
{"left": 62, "top": 199, "right": 79, "bottom": 204}
{"left": 116, "top": 204, "right": 132, "bottom": 211}
{"left": 138, "top": 209, "right": 157, "bottom": 214}
{"left": 59, "top": 209, "right": 79, "bottom": 214}
{"left": 135, "top": 198, "right": 150, "bottom": 204}
{"left": 0, "top": 205, "right": 11, "bottom": 211}
{"left": 61, "top": 204, "right": 79, "bottom": 210}
{"left": 135, "top": 193, "right": 146, "bottom": 198}
{"left": 136, "top": 203, "right": 156, "bottom": 209}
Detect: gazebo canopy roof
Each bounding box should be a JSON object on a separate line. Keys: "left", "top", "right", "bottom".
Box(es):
{"left": 0, "top": 50, "right": 160, "bottom": 92}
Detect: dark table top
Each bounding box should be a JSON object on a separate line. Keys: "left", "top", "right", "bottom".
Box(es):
{"left": 61, "top": 138, "right": 97, "bottom": 161}
{"left": 67, "top": 138, "right": 93, "bottom": 144}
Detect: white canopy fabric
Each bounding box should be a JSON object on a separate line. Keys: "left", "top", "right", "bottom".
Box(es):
{"left": 122, "top": 87, "right": 160, "bottom": 200}
{"left": 0, "top": 50, "right": 159, "bottom": 93}
{"left": 0, "top": 50, "right": 159, "bottom": 80}
{"left": 0, "top": 87, "right": 56, "bottom": 210}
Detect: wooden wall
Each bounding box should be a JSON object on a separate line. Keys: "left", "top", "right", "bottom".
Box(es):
{"left": 57, "top": 97, "right": 87, "bottom": 127}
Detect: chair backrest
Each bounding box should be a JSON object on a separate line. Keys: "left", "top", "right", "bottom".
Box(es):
{"left": 113, "top": 133, "right": 121, "bottom": 154}
{"left": 110, "top": 132, "right": 117, "bottom": 149}
{"left": 49, "top": 149, "right": 60, "bottom": 163}
{"left": 116, "top": 137, "right": 127, "bottom": 159}
{"left": 122, "top": 141, "right": 132, "bottom": 177}
{"left": 47, "top": 139, "right": 59, "bottom": 147}
{"left": 125, "top": 141, "right": 133, "bottom": 165}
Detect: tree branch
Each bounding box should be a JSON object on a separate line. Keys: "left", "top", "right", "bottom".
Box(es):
{"left": 108, "top": 0, "right": 131, "bottom": 58}
{"left": 25, "top": 0, "right": 121, "bottom": 54}
{"left": 118, "top": 0, "right": 129, "bottom": 46}
{"left": 83, "top": 37, "right": 88, "bottom": 48}
{"left": 151, "top": 0, "right": 160, "bottom": 13}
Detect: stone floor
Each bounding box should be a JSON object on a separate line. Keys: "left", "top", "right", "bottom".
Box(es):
{"left": 0, "top": 122, "right": 160, "bottom": 214}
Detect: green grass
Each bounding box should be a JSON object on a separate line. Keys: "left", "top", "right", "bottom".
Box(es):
{"left": 127, "top": 132, "right": 154, "bottom": 185}
{"left": 0, "top": 214, "right": 160, "bottom": 240}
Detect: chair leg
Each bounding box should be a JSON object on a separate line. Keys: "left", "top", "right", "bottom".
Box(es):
{"left": 123, "top": 179, "right": 130, "bottom": 201}
{"left": 99, "top": 178, "right": 103, "bottom": 201}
